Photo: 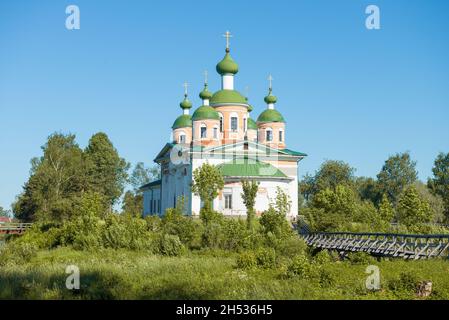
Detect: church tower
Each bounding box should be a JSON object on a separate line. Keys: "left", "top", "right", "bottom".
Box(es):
{"left": 257, "top": 76, "right": 286, "bottom": 149}
{"left": 191, "top": 76, "right": 221, "bottom": 147}
{"left": 210, "top": 31, "right": 250, "bottom": 145}
{"left": 172, "top": 84, "right": 193, "bottom": 145}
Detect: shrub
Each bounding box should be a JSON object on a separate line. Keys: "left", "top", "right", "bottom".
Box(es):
{"left": 255, "top": 248, "right": 276, "bottom": 269}
{"left": 318, "top": 268, "right": 336, "bottom": 288}
{"left": 313, "top": 250, "right": 333, "bottom": 265}
{"left": 260, "top": 207, "right": 292, "bottom": 240}
{"left": 102, "top": 214, "right": 153, "bottom": 250}
{"left": 286, "top": 255, "right": 315, "bottom": 279}
{"left": 347, "top": 252, "right": 375, "bottom": 265}
{"left": 157, "top": 234, "right": 185, "bottom": 256}
{"left": 236, "top": 251, "right": 257, "bottom": 269}
{"left": 0, "top": 241, "right": 38, "bottom": 266}
{"left": 388, "top": 271, "right": 421, "bottom": 293}
{"left": 274, "top": 235, "right": 307, "bottom": 258}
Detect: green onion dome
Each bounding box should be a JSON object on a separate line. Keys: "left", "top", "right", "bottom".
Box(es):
{"left": 257, "top": 109, "right": 285, "bottom": 123}
{"left": 247, "top": 118, "right": 257, "bottom": 130}
{"left": 172, "top": 114, "right": 192, "bottom": 129}
{"left": 210, "top": 90, "right": 248, "bottom": 105}
{"left": 180, "top": 95, "right": 192, "bottom": 109}
{"left": 191, "top": 105, "right": 220, "bottom": 121}
{"left": 264, "top": 89, "right": 277, "bottom": 104}
{"left": 199, "top": 84, "right": 213, "bottom": 100}
{"left": 216, "top": 52, "right": 239, "bottom": 75}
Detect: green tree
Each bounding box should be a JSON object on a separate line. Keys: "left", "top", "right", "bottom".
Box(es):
{"left": 241, "top": 180, "right": 259, "bottom": 229}
{"left": 414, "top": 181, "right": 445, "bottom": 223}
{"left": 355, "top": 176, "right": 381, "bottom": 205}
{"left": 428, "top": 152, "right": 449, "bottom": 220}
{"left": 377, "top": 152, "right": 418, "bottom": 204}
{"left": 260, "top": 188, "right": 292, "bottom": 240}
{"left": 191, "top": 163, "right": 224, "bottom": 222}
{"left": 122, "top": 191, "right": 143, "bottom": 217}
{"left": 314, "top": 160, "right": 355, "bottom": 192}
{"left": 378, "top": 194, "right": 395, "bottom": 222}
{"left": 0, "top": 206, "right": 10, "bottom": 217}
{"left": 85, "top": 132, "right": 129, "bottom": 207}
{"left": 13, "top": 133, "right": 85, "bottom": 222}
{"left": 129, "top": 162, "right": 160, "bottom": 191}
{"left": 397, "top": 185, "right": 433, "bottom": 227}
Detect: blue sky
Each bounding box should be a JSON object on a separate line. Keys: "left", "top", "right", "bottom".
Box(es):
{"left": 1, "top": 0, "right": 448, "bottom": 210}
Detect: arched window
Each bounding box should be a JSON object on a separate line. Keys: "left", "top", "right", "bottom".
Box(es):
{"left": 200, "top": 123, "right": 207, "bottom": 138}
{"left": 219, "top": 113, "right": 224, "bottom": 132}
{"left": 266, "top": 128, "right": 273, "bottom": 142}
{"left": 178, "top": 131, "right": 186, "bottom": 144}
{"left": 213, "top": 126, "right": 219, "bottom": 139}
{"left": 243, "top": 118, "right": 247, "bottom": 132}
{"left": 279, "top": 129, "right": 283, "bottom": 142}
{"left": 230, "top": 112, "right": 238, "bottom": 132}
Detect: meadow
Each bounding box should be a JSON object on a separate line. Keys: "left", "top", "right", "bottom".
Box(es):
{"left": 1, "top": 247, "right": 449, "bottom": 300}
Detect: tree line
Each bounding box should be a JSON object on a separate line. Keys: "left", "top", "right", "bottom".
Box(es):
{"left": 298, "top": 152, "right": 449, "bottom": 233}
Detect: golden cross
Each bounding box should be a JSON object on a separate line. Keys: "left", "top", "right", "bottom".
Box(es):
{"left": 182, "top": 81, "right": 189, "bottom": 95}
{"left": 223, "top": 30, "right": 232, "bottom": 50}
{"left": 204, "top": 70, "right": 208, "bottom": 84}
{"left": 268, "top": 74, "right": 273, "bottom": 90}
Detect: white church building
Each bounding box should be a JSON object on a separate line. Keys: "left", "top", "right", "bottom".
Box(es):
{"left": 141, "top": 32, "right": 306, "bottom": 220}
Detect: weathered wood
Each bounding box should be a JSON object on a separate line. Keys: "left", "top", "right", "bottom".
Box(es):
{"left": 300, "top": 232, "right": 449, "bottom": 260}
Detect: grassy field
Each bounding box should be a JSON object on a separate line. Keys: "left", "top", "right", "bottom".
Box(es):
{"left": 1, "top": 247, "right": 449, "bottom": 300}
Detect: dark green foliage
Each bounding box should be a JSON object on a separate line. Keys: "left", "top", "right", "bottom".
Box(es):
{"left": 122, "top": 191, "right": 143, "bottom": 217}
{"left": 84, "top": 132, "right": 129, "bottom": 206}
{"left": 397, "top": 185, "right": 433, "bottom": 227}
{"left": 388, "top": 271, "right": 421, "bottom": 295}
{"left": 157, "top": 234, "right": 185, "bottom": 256}
{"left": 346, "top": 252, "right": 376, "bottom": 265}
{"left": 428, "top": 152, "right": 449, "bottom": 221}
{"left": 286, "top": 255, "right": 315, "bottom": 279}
{"left": 377, "top": 152, "right": 418, "bottom": 204}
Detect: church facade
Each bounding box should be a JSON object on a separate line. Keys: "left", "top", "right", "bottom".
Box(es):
{"left": 141, "top": 33, "right": 306, "bottom": 220}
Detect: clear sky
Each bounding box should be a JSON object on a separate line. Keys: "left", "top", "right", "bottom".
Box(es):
{"left": 1, "top": 0, "right": 448, "bottom": 210}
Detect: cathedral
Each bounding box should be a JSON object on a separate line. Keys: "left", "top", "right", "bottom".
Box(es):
{"left": 141, "top": 32, "right": 306, "bottom": 220}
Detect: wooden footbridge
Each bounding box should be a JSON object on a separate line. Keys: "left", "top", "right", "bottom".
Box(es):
{"left": 0, "top": 223, "right": 32, "bottom": 235}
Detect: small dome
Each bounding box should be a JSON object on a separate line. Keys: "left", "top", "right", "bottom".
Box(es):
{"left": 216, "top": 52, "right": 239, "bottom": 75}
{"left": 172, "top": 114, "right": 192, "bottom": 129}
{"left": 257, "top": 109, "right": 285, "bottom": 123}
{"left": 264, "top": 90, "right": 277, "bottom": 104}
{"left": 180, "top": 96, "right": 192, "bottom": 109}
{"left": 247, "top": 118, "right": 257, "bottom": 130}
{"left": 199, "top": 84, "right": 213, "bottom": 100}
{"left": 192, "top": 105, "right": 220, "bottom": 121}
{"left": 210, "top": 90, "right": 248, "bottom": 106}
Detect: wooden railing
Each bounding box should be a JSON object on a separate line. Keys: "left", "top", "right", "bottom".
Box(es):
{"left": 301, "top": 232, "right": 449, "bottom": 260}
{"left": 0, "top": 223, "right": 33, "bottom": 235}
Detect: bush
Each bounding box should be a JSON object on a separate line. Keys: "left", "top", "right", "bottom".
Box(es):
{"left": 388, "top": 271, "right": 421, "bottom": 293}
{"left": 163, "top": 209, "right": 202, "bottom": 249}
{"left": 102, "top": 214, "right": 153, "bottom": 250}
{"left": 313, "top": 250, "right": 332, "bottom": 265}
{"left": 0, "top": 241, "right": 38, "bottom": 266}
{"left": 286, "top": 255, "right": 315, "bottom": 279}
{"left": 255, "top": 248, "right": 276, "bottom": 269}
{"left": 274, "top": 235, "right": 307, "bottom": 258}
{"left": 318, "top": 268, "right": 336, "bottom": 288}
{"left": 260, "top": 207, "right": 292, "bottom": 240}
{"left": 236, "top": 251, "right": 257, "bottom": 269}
{"left": 347, "top": 252, "right": 375, "bottom": 265}
{"left": 157, "top": 234, "right": 185, "bottom": 256}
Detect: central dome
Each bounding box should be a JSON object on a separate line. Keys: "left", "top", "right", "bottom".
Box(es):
{"left": 172, "top": 114, "right": 192, "bottom": 129}
{"left": 210, "top": 90, "right": 248, "bottom": 106}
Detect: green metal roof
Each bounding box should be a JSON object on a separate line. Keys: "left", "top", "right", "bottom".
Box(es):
{"left": 280, "top": 148, "right": 307, "bottom": 157}
{"left": 217, "top": 158, "right": 288, "bottom": 178}
{"left": 216, "top": 52, "right": 239, "bottom": 75}
{"left": 172, "top": 114, "right": 192, "bottom": 129}
{"left": 192, "top": 105, "right": 220, "bottom": 121}
{"left": 247, "top": 117, "right": 257, "bottom": 130}
{"left": 257, "top": 109, "right": 285, "bottom": 123}
{"left": 210, "top": 90, "right": 248, "bottom": 106}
